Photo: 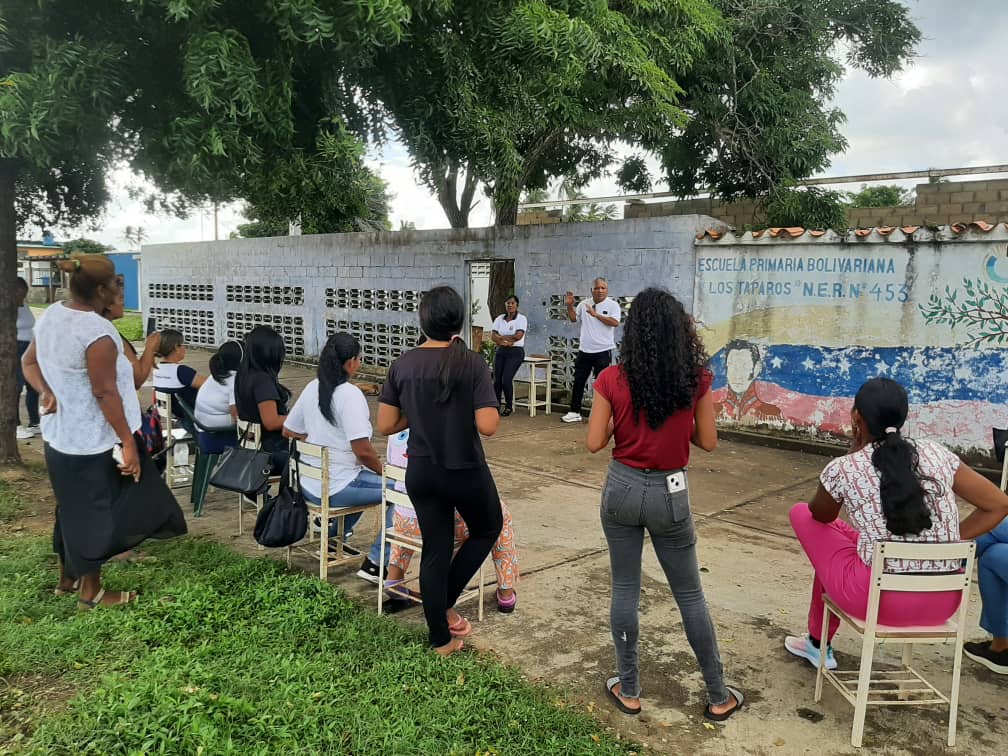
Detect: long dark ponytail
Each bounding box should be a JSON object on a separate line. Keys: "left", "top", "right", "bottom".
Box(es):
{"left": 318, "top": 333, "right": 360, "bottom": 423}
{"left": 854, "top": 377, "right": 940, "bottom": 536}
{"left": 418, "top": 286, "right": 469, "bottom": 403}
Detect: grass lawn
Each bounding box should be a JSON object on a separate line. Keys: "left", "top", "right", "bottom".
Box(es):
{"left": 113, "top": 314, "right": 143, "bottom": 342}
{"left": 29, "top": 306, "right": 143, "bottom": 343}
{"left": 0, "top": 482, "right": 637, "bottom": 755}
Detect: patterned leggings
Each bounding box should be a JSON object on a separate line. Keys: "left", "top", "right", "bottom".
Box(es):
{"left": 390, "top": 502, "right": 519, "bottom": 590}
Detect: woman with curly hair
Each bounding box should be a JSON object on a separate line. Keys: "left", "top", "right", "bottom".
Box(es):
{"left": 586, "top": 287, "right": 742, "bottom": 721}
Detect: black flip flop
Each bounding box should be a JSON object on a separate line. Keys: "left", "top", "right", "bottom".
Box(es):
{"left": 704, "top": 685, "right": 745, "bottom": 722}
{"left": 605, "top": 676, "right": 641, "bottom": 715}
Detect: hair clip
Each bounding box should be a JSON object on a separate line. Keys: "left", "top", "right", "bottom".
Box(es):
{"left": 884, "top": 426, "right": 899, "bottom": 435}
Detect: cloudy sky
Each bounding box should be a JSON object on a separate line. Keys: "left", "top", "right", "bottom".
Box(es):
{"left": 45, "top": 0, "right": 1008, "bottom": 248}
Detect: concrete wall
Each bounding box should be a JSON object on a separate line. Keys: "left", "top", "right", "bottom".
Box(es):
{"left": 141, "top": 216, "right": 710, "bottom": 395}
{"left": 625, "top": 177, "right": 1008, "bottom": 230}
{"left": 695, "top": 225, "right": 1008, "bottom": 457}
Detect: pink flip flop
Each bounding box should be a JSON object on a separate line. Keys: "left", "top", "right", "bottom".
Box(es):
{"left": 448, "top": 615, "right": 472, "bottom": 637}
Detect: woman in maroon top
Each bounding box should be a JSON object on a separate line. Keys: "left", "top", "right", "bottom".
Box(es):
{"left": 586, "top": 287, "right": 742, "bottom": 721}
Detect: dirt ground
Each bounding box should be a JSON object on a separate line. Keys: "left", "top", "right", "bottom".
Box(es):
{"left": 12, "top": 351, "right": 1008, "bottom": 755}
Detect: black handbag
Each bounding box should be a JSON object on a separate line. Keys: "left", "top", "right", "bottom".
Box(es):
{"left": 208, "top": 425, "right": 273, "bottom": 496}
{"left": 254, "top": 447, "right": 308, "bottom": 548}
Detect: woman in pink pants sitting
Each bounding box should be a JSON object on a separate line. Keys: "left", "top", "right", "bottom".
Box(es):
{"left": 786, "top": 377, "right": 1008, "bottom": 669}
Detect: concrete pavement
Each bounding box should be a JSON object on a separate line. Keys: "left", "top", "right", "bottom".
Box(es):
{"left": 165, "top": 352, "right": 1008, "bottom": 755}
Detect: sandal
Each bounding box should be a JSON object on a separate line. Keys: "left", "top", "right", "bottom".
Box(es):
{"left": 77, "top": 588, "right": 138, "bottom": 611}
{"left": 384, "top": 579, "right": 421, "bottom": 601}
{"left": 448, "top": 615, "right": 472, "bottom": 638}
{"left": 605, "top": 676, "right": 641, "bottom": 715}
{"left": 496, "top": 589, "right": 517, "bottom": 613}
{"left": 53, "top": 579, "right": 79, "bottom": 597}
{"left": 703, "top": 685, "right": 745, "bottom": 722}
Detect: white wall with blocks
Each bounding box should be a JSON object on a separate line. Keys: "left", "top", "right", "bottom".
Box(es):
{"left": 140, "top": 215, "right": 711, "bottom": 392}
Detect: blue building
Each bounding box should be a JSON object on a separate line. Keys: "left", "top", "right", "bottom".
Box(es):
{"left": 106, "top": 251, "right": 141, "bottom": 310}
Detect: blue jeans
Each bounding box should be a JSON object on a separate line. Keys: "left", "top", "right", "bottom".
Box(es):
{"left": 302, "top": 469, "right": 395, "bottom": 565}
{"left": 977, "top": 519, "right": 1008, "bottom": 638}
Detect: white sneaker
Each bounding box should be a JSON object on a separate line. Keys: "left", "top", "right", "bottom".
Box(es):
{"left": 561, "top": 412, "right": 583, "bottom": 423}
{"left": 16, "top": 426, "right": 37, "bottom": 440}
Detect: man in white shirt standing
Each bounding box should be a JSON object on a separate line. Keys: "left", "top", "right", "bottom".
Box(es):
{"left": 562, "top": 277, "right": 621, "bottom": 423}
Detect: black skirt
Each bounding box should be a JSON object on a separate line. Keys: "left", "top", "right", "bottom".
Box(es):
{"left": 47, "top": 434, "right": 188, "bottom": 579}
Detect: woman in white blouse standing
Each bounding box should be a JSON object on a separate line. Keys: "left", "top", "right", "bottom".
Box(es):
{"left": 22, "top": 255, "right": 186, "bottom": 608}
{"left": 490, "top": 295, "right": 527, "bottom": 417}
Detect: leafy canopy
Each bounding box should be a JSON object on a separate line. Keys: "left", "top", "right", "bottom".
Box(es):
{"left": 846, "top": 184, "right": 914, "bottom": 208}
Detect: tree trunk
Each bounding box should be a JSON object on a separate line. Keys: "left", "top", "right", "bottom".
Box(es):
{"left": 435, "top": 160, "right": 477, "bottom": 229}
{"left": 487, "top": 260, "right": 514, "bottom": 319}
{"left": 0, "top": 159, "right": 23, "bottom": 464}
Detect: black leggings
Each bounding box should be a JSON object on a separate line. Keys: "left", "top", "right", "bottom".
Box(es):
{"left": 493, "top": 346, "right": 525, "bottom": 409}
{"left": 405, "top": 457, "right": 504, "bottom": 647}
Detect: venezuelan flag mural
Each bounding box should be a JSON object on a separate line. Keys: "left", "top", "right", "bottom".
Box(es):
{"left": 693, "top": 228, "right": 1008, "bottom": 455}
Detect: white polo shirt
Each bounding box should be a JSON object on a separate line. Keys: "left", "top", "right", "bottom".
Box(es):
{"left": 576, "top": 297, "right": 620, "bottom": 353}
{"left": 491, "top": 313, "right": 528, "bottom": 347}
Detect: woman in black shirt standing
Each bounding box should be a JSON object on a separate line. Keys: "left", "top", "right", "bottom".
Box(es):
{"left": 377, "top": 286, "right": 503, "bottom": 656}
{"left": 234, "top": 325, "right": 290, "bottom": 469}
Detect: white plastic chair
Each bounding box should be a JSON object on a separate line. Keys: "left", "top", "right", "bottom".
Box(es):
{"left": 286, "top": 439, "right": 380, "bottom": 581}
{"left": 815, "top": 540, "right": 977, "bottom": 748}
{"left": 377, "top": 462, "right": 485, "bottom": 619}
{"left": 154, "top": 390, "right": 193, "bottom": 489}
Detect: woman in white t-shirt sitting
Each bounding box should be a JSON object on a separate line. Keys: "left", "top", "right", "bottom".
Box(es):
{"left": 490, "top": 295, "right": 528, "bottom": 416}
{"left": 283, "top": 333, "right": 390, "bottom": 573}
{"left": 785, "top": 377, "right": 1008, "bottom": 670}
{"left": 193, "top": 340, "right": 243, "bottom": 452}
{"left": 152, "top": 329, "right": 206, "bottom": 424}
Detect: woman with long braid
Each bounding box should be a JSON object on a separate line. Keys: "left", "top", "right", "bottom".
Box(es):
{"left": 786, "top": 377, "right": 1008, "bottom": 670}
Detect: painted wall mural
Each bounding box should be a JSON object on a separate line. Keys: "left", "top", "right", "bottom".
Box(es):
{"left": 694, "top": 228, "right": 1008, "bottom": 456}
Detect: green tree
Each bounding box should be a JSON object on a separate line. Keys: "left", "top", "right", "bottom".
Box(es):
{"left": 239, "top": 138, "right": 392, "bottom": 235}
{"left": 646, "top": 1, "right": 921, "bottom": 201}
{"left": 762, "top": 187, "right": 848, "bottom": 231}
{"left": 0, "top": 0, "right": 408, "bottom": 462}
{"left": 359, "top": 1, "right": 719, "bottom": 226}
{"left": 846, "top": 184, "right": 914, "bottom": 207}
{"left": 62, "top": 238, "right": 111, "bottom": 255}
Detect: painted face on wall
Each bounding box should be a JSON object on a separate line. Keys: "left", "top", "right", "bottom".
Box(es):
{"left": 725, "top": 348, "right": 757, "bottom": 394}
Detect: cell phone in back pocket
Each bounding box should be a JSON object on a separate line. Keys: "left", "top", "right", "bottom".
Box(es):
{"left": 666, "top": 471, "right": 686, "bottom": 494}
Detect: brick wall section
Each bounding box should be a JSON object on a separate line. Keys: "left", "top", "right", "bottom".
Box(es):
{"left": 622, "top": 177, "right": 1008, "bottom": 229}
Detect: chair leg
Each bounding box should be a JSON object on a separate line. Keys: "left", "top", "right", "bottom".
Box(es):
{"left": 898, "top": 643, "right": 914, "bottom": 701}
{"left": 851, "top": 633, "right": 877, "bottom": 748}
{"left": 948, "top": 637, "right": 966, "bottom": 747}
{"left": 477, "top": 560, "right": 485, "bottom": 622}
{"left": 814, "top": 602, "right": 830, "bottom": 703}
{"left": 377, "top": 515, "right": 387, "bottom": 616}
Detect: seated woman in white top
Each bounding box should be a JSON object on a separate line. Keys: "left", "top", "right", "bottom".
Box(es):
{"left": 785, "top": 377, "right": 1008, "bottom": 671}
{"left": 283, "top": 333, "right": 393, "bottom": 580}
{"left": 193, "top": 340, "right": 243, "bottom": 452}
{"left": 152, "top": 329, "right": 206, "bottom": 421}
